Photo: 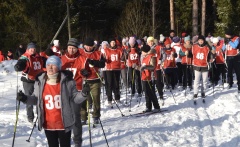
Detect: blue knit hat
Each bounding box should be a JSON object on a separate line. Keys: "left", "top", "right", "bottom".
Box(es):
{"left": 184, "top": 36, "right": 191, "bottom": 42}
{"left": 172, "top": 36, "right": 180, "bottom": 43}
{"left": 27, "top": 42, "right": 36, "bottom": 49}
{"left": 46, "top": 55, "right": 62, "bottom": 70}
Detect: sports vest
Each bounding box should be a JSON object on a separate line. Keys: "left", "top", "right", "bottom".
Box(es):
{"left": 42, "top": 83, "right": 64, "bottom": 130}
{"left": 192, "top": 44, "right": 209, "bottom": 67}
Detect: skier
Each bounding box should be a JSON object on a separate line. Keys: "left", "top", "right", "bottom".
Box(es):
{"left": 104, "top": 38, "right": 124, "bottom": 106}
{"left": 162, "top": 38, "right": 178, "bottom": 90}
{"left": 61, "top": 38, "right": 85, "bottom": 147}
{"left": 14, "top": 42, "right": 44, "bottom": 123}
{"left": 140, "top": 44, "right": 160, "bottom": 112}
{"left": 16, "top": 55, "right": 90, "bottom": 147}
{"left": 192, "top": 35, "right": 216, "bottom": 103}
{"left": 79, "top": 38, "right": 106, "bottom": 124}
{"left": 222, "top": 28, "right": 240, "bottom": 91}
{"left": 212, "top": 37, "right": 226, "bottom": 86}
{"left": 179, "top": 36, "right": 193, "bottom": 90}
{"left": 126, "top": 36, "right": 142, "bottom": 97}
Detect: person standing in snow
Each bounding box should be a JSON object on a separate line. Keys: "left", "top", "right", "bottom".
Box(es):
{"left": 192, "top": 35, "right": 216, "bottom": 99}
{"left": 212, "top": 37, "right": 226, "bottom": 86}
{"left": 139, "top": 44, "right": 160, "bottom": 112}
{"left": 222, "top": 28, "right": 240, "bottom": 91}
{"left": 162, "top": 38, "right": 178, "bottom": 90}
{"left": 126, "top": 36, "right": 142, "bottom": 97}
{"left": 179, "top": 36, "right": 193, "bottom": 90}
{"left": 172, "top": 36, "right": 183, "bottom": 86}
{"left": 61, "top": 38, "right": 86, "bottom": 147}
{"left": 16, "top": 55, "right": 90, "bottom": 147}
{"left": 79, "top": 38, "right": 106, "bottom": 124}
{"left": 104, "top": 38, "right": 124, "bottom": 106}
{"left": 14, "top": 42, "right": 44, "bottom": 123}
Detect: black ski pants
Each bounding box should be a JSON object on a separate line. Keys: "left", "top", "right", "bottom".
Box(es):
{"left": 142, "top": 80, "right": 160, "bottom": 110}
{"left": 45, "top": 130, "right": 71, "bottom": 147}
{"left": 106, "top": 70, "right": 121, "bottom": 101}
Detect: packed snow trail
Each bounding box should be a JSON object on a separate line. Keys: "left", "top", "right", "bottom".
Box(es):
{"left": 0, "top": 60, "right": 239, "bottom": 147}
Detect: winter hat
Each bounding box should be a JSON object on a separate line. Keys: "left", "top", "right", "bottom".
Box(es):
{"left": 225, "top": 28, "right": 234, "bottom": 36}
{"left": 84, "top": 38, "right": 95, "bottom": 46}
{"left": 46, "top": 55, "right": 62, "bottom": 70}
{"left": 27, "top": 42, "right": 36, "bottom": 49}
{"left": 164, "top": 38, "right": 171, "bottom": 46}
{"left": 109, "top": 38, "right": 116, "bottom": 43}
{"left": 212, "top": 37, "right": 219, "bottom": 44}
{"left": 192, "top": 35, "right": 198, "bottom": 43}
{"left": 159, "top": 34, "right": 165, "bottom": 42}
{"left": 136, "top": 39, "right": 142, "bottom": 45}
{"left": 172, "top": 36, "right": 180, "bottom": 43}
{"left": 129, "top": 37, "right": 136, "bottom": 45}
{"left": 181, "top": 32, "right": 187, "bottom": 37}
{"left": 147, "top": 36, "right": 154, "bottom": 43}
{"left": 141, "top": 45, "right": 151, "bottom": 53}
{"left": 143, "top": 36, "right": 148, "bottom": 41}
{"left": 198, "top": 35, "right": 205, "bottom": 41}
{"left": 67, "top": 38, "right": 79, "bottom": 48}
{"left": 184, "top": 36, "right": 191, "bottom": 42}
{"left": 53, "top": 40, "right": 59, "bottom": 46}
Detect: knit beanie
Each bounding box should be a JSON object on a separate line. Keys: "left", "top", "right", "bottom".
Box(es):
{"left": 67, "top": 38, "right": 79, "bottom": 48}
{"left": 27, "top": 42, "right": 36, "bottom": 49}
{"left": 172, "top": 36, "right": 180, "bottom": 43}
{"left": 141, "top": 45, "right": 151, "bottom": 53}
{"left": 46, "top": 55, "right": 62, "bottom": 70}
{"left": 84, "top": 38, "right": 95, "bottom": 46}
{"left": 192, "top": 35, "right": 198, "bottom": 43}
{"left": 198, "top": 35, "right": 205, "bottom": 41}
{"left": 147, "top": 36, "right": 154, "bottom": 43}
{"left": 129, "top": 37, "right": 136, "bottom": 45}
{"left": 164, "top": 38, "right": 171, "bottom": 46}
{"left": 136, "top": 39, "right": 142, "bottom": 45}
{"left": 184, "top": 36, "right": 191, "bottom": 42}
{"left": 122, "top": 38, "right": 127, "bottom": 43}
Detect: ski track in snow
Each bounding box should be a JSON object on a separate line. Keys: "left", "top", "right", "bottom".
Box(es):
{"left": 0, "top": 60, "right": 240, "bottom": 147}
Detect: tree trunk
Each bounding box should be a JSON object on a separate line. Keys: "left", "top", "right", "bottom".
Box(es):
{"left": 201, "top": 0, "right": 206, "bottom": 36}
{"left": 170, "top": 0, "right": 174, "bottom": 30}
{"left": 152, "top": 0, "right": 156, "bottom": 37}
{"left": 192, "top": 0, "right": 198, "bottom": 36}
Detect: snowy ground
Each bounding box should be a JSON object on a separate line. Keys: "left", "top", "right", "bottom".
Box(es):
{"left": 0, "top": 60, "right": 239, "bottom": 147}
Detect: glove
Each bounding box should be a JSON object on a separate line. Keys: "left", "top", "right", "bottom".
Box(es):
{"left": 82, "top": 83, "right": 90, "bottom": 95}
{"left": 80, "top": 69, "right": 89, "bottom": 77}
{"left": 17, "top": 90, "right": 27, "bottom": 103}
{"left": 87, "top": 59, "right": 96, "bottom": 67}
{"left": 185, "top": 51, "right": 189, "bottom": 56}
{"left": 14, "top": 59, "right": 26, "bottom": 71}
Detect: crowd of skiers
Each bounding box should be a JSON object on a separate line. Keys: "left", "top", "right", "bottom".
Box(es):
{"left": 14, "top": 28, "right": 240, "bottom": 147}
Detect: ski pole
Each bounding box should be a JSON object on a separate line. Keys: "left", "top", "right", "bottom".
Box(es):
{"left": 161, "top": 67, "right": 176, "bottom": 103}
{"left": 26, "top": 117, "right": 38, "bottom": 142}
{"left": 12, "top": 90, "right": 21, "bottom": 147}
{"left": 125, "top": 66, "right": 129, "bottom": 105}
{"left": 129, "top": 67, "right": 135, "bottom": 112}
{"left": 86, "top": 80, "right": 110, "bottom": 146}
{"left": 87, "top": 100, "right": 92, "bottom": 147}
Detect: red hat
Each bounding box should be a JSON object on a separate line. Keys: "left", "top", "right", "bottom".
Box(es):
{"left": 164, "top": 38, "right": 171, "bottom": 46}
{"left": 181, "top": 32, "right": 187, "bottom": 37}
